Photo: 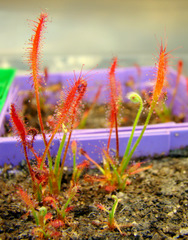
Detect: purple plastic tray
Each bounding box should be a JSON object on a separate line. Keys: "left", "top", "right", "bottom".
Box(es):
{"left": 0, "top": 66, "right": 188, "bottom": 167}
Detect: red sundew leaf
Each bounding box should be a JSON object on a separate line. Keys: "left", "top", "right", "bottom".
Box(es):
{"left": 40, "top": 73, "right": 88, "bottom": 166}
{"left": 26, "top": 12, "right": 50, "bottom": 153}
{"left": 127, "top": 162, "right": 142, "bottom": 172}
{"left": 10, "top": 104, "right": 28, "bottom": 146}
{"left": 77, "top": 160, "right": 90, "bottom": 170}
{"left": 84, "top": 174, "right": 107, "bottom": 184}
{"left": 129, "top": 165, "right": 152, "bottom": 175}
{"left": 65, "top": 206, "right": 74, "bottom": 212}
{"left": 18, "top": 188, "right": 35, "bottom": 209}
{"left": 32, "top": 228, "right": 44, "bottom": 238}
{"left": 107, "top": 57, "right": 120, "bottom": 156}
{"left": 43, "top": 196, "right": 57, "bottom": 209}
{"left": 50, "top": 219, "right": 65, "bottom": 228}
{"left": 108, "top": 57, "right": 119, "bottom": 120}
{"left": 152, "top": 39, "right": 170, "bottom": 102}
{"left": 97, "top": 203, "right": 106, "bottom": 211}
{"left": 27, "top": 12, "right": 48, "bottom": 90}
{"left": 127, "top": 162, "right": 152, "bottom": 175}
{"left": 10, "top": 104, "right": 36, "bottom": 182}
{"left": 54, "top": 76, "right": 87, "bottom": 132}
{"left": 33, "top": 167, "right": 49, "bottom": 186}
{"left": 50, "top": 230, "right": 62, "bottom": 238}
{"left": 44, "top": 212, "right": 53, "bottom": 221}
{"left": 105, "top": 185, "right": 117, "bottom": 192}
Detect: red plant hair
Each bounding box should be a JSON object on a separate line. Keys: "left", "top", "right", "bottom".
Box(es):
{"left": 153, "top": 40, "right": 169, "bottom": 102}
{"left": 55, "top": 77, "right": 87, "bottom": 131}
{"left": 27, "top": 12, "right": 48, "bottom": 89}
{"left": 10, "top": 104, "right": 28, "bottom": 146}
{"left": 10, "top": 103, "right": 35, "bottom": 181}
{"left": 40, "top": 75, "right": 87, "bottom": 168}
{"left": 107, "top": 57, "right": 120, "bottom": 157}
{"left": 18, "top": 188, "right": 35, "bottom": 209}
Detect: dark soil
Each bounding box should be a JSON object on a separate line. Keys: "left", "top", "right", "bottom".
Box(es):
{"left": 4, "top": 83, "right": 185, "bottom": 137}
{"left": 82, "top": 101, "right": 185, "bottom": 129}
{"left": 0, "top": 151, "right": 188, "bottom": 239}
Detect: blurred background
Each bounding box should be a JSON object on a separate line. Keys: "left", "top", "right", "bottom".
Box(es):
{"left": 0, "top": 0, "right": 188, "bottom": 75}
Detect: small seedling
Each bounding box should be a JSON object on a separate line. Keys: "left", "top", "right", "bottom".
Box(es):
{"left": 18, "top": 188, "right": 64, "bottom": 239}
{"left": 95, "top": 195, "right": 131, "bottom": 235}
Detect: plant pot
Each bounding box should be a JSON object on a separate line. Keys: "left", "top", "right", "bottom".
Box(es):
{"left": 0, "top": 66, "right": 188, "bottom": 167}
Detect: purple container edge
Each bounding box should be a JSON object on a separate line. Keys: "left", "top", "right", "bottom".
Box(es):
{"left": 0, "top": 122, "right": 188, "bottom": 167}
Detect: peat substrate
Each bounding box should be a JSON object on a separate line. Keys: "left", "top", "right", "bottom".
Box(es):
{"left": 0, "top": 148, "right": 188, "bottom": 240}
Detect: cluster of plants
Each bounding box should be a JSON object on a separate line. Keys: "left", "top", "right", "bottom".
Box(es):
{"left": 10, "top": 12, "right": 173, "bottom": 238}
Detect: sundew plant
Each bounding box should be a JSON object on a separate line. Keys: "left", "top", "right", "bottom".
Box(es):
{"left": 10, "top": 12, "right": 89, "bottom": 238}
{"left": 9, "top": 11, "right": 173, "bottom": 238}
{"left": 82, "top": 41, "right": 171, "bottom": 191}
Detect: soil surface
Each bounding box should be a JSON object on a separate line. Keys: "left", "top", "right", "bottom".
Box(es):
{"left": 0, "top": 150, "right": 188, "bottom": 239}
{"left": 5, "top": 95, "right": 185, "bottom": 136}
{"left": 4, "top": 82, "right": 186, "bottom": 137}
{"left": 82, "top": 101, "right": 185, "bottom": 129}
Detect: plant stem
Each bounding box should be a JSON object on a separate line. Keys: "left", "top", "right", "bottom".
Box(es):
{"left": 114, "top": 112, "right": 119, "bottom": 160}
{"left": 40, "top": 126, "right": 59, "bottom": 170}
{"left": 61, "top": 186, "right": 77, "bottom": 219}
{"left": 82, "top": 151, "right": 105, "bottom": 175}
{"left": 108, "top": 195, "right": 119, "bottom": 228}
{"left": 120, "top": 93, "right": 143, "bottom": 174}
{"left": 31, "top": 209, "right": 39, "bottom": 226}
{"left": 54, "top": 133, "right": 67, "bottom": 176}
{"left": 35, "top": 91, "right": 53, "bottom": 170}
{"left": 121, "top": 101, "right": 155, "bottom": 173}
{"left": 23, "top": 145, "right": 35, "bottom": 182}
{"left": 103, "top": 151, "right": 121, "bottom": 186}
{"left": 58, "top": 130, "right": 73, "bottom": 189}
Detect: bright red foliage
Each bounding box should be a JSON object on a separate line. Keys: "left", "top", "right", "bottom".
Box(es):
{"left": 153, "top": 40, "right": 169, "bottom": 102}
{"left": 18, "top": 188, "right": 35, "bottom": 209}
{"left": 107, "top": 57, "right": 120, "bottom": 158}
{"left": 27, "top": 12, "right": 48, "bottom": 89}
{"left": 10, "top": 104, "right": 27, "bottom": 146}
{"left": 55, "top": 77, "right": 87, "bottom": 131}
